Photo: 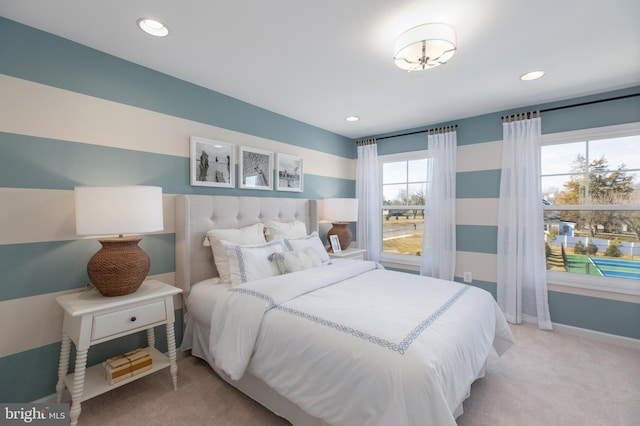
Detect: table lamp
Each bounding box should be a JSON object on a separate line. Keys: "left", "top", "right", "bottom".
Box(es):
{"left": 75, "top": 185, "right": 163, "bottom": 297}
{"left": 322, "top": 198, "right": 358, "bottom": 251}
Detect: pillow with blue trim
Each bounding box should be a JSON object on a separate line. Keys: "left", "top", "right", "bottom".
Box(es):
{"left": 222, "top": 239, "right": 285, "bottom": 286}
{"left": 284, "top": 232, "right": 331, "bottom": 265}
{"left": 269, "top": 247, "right": 322, "bottom": 274}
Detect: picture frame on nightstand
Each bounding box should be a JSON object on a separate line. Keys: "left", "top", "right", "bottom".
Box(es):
{"left": 329, "top": 235, "right": 342, "bottom": 253}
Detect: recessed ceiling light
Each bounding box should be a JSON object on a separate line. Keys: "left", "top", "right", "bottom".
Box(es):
{"left": 520, "top": 70, "right": 545, "bottom": 81}
{"left": 345, "top": 116, "right": 359, "bottom": 122}
{"left": 137, "top": 18, "right": 169, "bottom": 37}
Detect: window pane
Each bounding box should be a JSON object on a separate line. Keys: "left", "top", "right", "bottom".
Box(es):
{"left": 383, "top": 162, "right": 406, "bottom": 184}
{"left": 590, "top": 135, "right": 640, "bottom": 170}
{"left": 407, "top": 159, "right": 428, "bottom": 182}
{"left": 545, "top": 210, "right": 640, "bottom": 281}
{"left": 382, "top": 210, "right": 424, "bottom": 256}
{"left": 542, "top": 175, "right": 586, "bottom": 205}
{"left": 541, "top": 142, "right": 585, "bottom": 175}
{"left": 383, "top": 183, "right": 408, "bottom": 205}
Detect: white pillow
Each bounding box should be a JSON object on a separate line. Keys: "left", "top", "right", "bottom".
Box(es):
{"left": 270, "top": 247, "right": 322, "bottom": 274}
{"left": 284, "top": 232, "right": 331, "bottom": 265}
{"left": 223, "top": 240, "right": 286, "bottom": 286}
{"left": 205, "top": 223, "right": 266, "bottom": 284}
{"left": 264, "top": 220, "right": 308, "bottom": 241}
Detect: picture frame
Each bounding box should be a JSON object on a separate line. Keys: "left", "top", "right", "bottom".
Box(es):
{"left": 190, "top": 136, "right": 235, "bottom": 188}
{"left": 239, "top": 146, "right": 273, "bottom": 190}
{"left": 276, "top": 153, "right": 303, "bottom": 192}
{"left": 329, "top": 234, "right": 342, "bottom": 253}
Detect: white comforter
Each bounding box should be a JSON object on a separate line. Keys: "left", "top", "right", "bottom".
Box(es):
{"left": 209, "top": 260, "right": 514, "bottom": 426}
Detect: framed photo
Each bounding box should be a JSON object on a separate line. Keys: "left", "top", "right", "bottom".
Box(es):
{"left": 329, "top": 235, "right": 342, "bottom": 253}
{"left": 190, "top": 136, "right": 235, "bottom": 188}
{"left": 276, "top": 153, "right": 303, "bottom": 192}
{"left": 239, "top": 146, "right": 273, "bottom": 190}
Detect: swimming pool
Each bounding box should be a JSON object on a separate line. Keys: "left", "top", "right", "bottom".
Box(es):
{"left": 591, "top": 258, "right": 640, "bottom": 280}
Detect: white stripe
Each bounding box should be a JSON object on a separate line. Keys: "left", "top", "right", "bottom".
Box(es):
{"left": 456, "top": 140, "right": 502, "bottom": 172}
{"left": 455, "top": 251, "right": 497, "bottom": 283}
{"left": 0, "top": 74, "right": 355, "bottom": 180}
{"left": 0, "top": 273, "right": 180, "bottom": 358}
{"left": 456, "top": 198, "right": 498, "bottom": 226}
{"left": 0, "top": 189, "right": 175, "bottom": 245}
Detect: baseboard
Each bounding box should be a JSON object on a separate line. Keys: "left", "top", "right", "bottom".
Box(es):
{"left": 552, "top": 323, "right": 640, "bottom": 350}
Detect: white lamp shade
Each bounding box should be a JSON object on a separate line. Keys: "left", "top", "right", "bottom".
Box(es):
{"left": 322, "top": 198, "right": 359, "bottom": 222}
{"left": 75, "top": 185, "right": 164, "bottom": 236}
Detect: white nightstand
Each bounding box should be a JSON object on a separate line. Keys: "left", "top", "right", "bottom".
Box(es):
{"left": 328, "top": 247, "right": 367, "bottom": 260}
{"left": 55, "top": 280, "right": 182, "bottom": 426}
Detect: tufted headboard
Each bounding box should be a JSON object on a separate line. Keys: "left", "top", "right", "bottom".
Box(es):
{"left": 175, "top": 194, "right": 318, "bottom": 295}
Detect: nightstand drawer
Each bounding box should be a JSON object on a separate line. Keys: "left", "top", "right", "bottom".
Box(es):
{"left": 91, "top": 301, "right": 166, "bottom": 341}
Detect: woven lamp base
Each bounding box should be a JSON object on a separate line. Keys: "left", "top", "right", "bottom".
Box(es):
{"left": 87, "top": 236, "right": 150, "bottom": 297}
{"left": 327, "top": 222, "right": 352, "bottom": 251}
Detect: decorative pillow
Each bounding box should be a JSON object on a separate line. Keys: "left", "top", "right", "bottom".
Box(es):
{"left": 222, "top": 239, "right": 286, "bottom": 286}
{"left": 264, "top": 220, "right": 308, "bottom": 241}
{"left": 284, "top": 232, "right": 331, "bottom": 265}
{"left": 270, "top": 247, "right": 322, "bottom": 274}
{"left": 205, "top": 223, "right": 266, "bottom": 284}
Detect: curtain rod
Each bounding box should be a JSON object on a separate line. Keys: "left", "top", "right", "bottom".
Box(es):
{"left": 501, "top": 93, "right": 639, "bottom": 120}
{"left": 376, "top": 124, "right": 457, "bottom": 141}
{"left": 376, "top": 93, "right": 638, "bottom": 141}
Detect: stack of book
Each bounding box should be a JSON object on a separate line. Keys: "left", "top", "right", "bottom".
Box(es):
{"left": 104, "top": 348, "right": 153, "bottom": 385}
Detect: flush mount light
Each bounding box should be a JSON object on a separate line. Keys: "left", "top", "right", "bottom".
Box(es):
{"left": 520, "top": 70, "right": 545, "bottom": 81}
{"left": 345, "top": 116, "right": 360, "bottom": 122}
{"left": 137, "top": 18, "right": 169, "bottom": 37}
{"left": 394, "top": 23, "right": 457, "bottom": 72}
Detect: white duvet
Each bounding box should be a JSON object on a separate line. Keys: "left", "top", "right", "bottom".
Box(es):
{"left": 209, "top": 260, "right": 514, "bottom": 426}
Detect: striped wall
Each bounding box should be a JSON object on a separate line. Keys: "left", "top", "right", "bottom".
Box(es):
{"left": 374, "top": 87, "right": 640, "bottom": 340}
{"left": 0, "top": 18, "right": 355, "bottom": 403}
{"left": 1, "top": 17, "right": 638, "bottom": 403}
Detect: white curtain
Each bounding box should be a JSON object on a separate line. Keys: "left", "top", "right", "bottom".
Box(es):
{"left": 497, "top": 114, "right": 552, "bottom": 329}
{"left": 356, "top": 140, "right": 381, "bottom": 262}
{"left": 420, "top": 128, "right": 457, "bottom": 280}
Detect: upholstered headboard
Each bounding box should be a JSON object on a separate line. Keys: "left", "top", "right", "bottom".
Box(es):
{"left": 175, "top": 194, "right": 318, "bottom": 294}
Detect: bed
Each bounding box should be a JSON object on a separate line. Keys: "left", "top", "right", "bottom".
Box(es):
{"left": 175, "top": 194, "right": 514, "bottom": 426}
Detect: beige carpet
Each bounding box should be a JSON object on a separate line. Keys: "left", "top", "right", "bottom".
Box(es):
{"left": 77, "top": 324, "right": 640, "bottom": 425}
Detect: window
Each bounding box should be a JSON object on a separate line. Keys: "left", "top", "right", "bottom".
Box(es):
{"left": 541, "top": 124, "right": 640, "bottom": 294}
{"left": 379, "top": 151, "right": 428, "bottom": 264}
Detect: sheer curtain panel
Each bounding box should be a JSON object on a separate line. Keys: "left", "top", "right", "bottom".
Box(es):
{"left": 420, "top": 128, "right": 457, "bottom": 280}
{"left": 497, "top": 114, "right": 552, "bottom": 329}
{"left": 356, "top": 140, "right": 381, "bottom": 262}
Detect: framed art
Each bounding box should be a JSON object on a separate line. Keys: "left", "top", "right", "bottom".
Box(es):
{"left": 329, "top": 235, "right": 342, "bottom": 253}
{"left": 276, "top": 153, "right": 303, "bottom": 192}
{"left": 190, "top": 136, "right": 235, "bottom": 188}
{"left": 239, "top": 146, "right": 273, "bottom": 190}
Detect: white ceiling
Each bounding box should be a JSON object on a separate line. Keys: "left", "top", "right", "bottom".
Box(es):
{"left": 2, "top": 0, "right": 639, "bottom": 139}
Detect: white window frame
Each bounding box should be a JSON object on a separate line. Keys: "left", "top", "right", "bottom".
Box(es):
{"left": 378, "top": 150, "right": 428, "bottom": 267}
{"left": 542, "top": 122, "right": 640, "bottom": 296}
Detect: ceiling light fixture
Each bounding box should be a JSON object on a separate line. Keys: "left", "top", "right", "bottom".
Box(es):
{"left": 345, "top": 116, "right": 359, "bottom": 122}
{"left": 520, "top": 70, "right": 545, "bottom": 81}
{"left": 137, "top": 18, "right": 169, "bottom": 37}
{"left": 394, "top": 23, "right": 457, "bottom": 72}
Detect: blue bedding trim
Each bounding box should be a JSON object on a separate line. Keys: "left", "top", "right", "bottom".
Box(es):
{"left": 228, "top": 287, "right": 277, "bottom": 309}
{"left": 228, "top": 283, "right": 471, "bottom": 354}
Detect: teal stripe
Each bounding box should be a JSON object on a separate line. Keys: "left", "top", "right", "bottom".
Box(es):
{"left": 0, "top": 309, "right": 183, "bottom": 402}
{"left": 0, "top": 132, "right": 184, "bottom": 191}
{"left": 0, "top": 18, "right": 354, "bottom": 159}
{"left": 456, "top": 170, "right": 501, "bottom": 198}
{"left": 456, "top": 225, "right": 497, "bottom": 254}
{"left": 549, "top": 291, "right": 640, "bottom": 339}
{"left": 0, "top": 234, "right": 175, "bottom": 302}
{"left": 0, "top": 132, "right": 354, "bottom": 197}
{"left": 453, "top": 277, "right": 497, "bottom": 299}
